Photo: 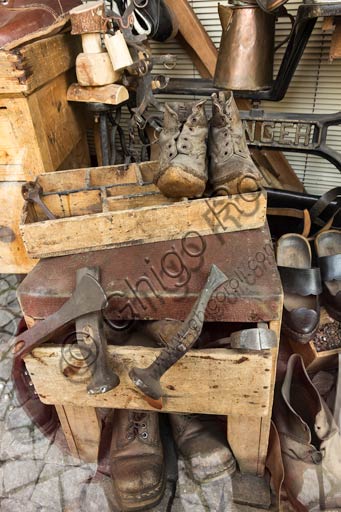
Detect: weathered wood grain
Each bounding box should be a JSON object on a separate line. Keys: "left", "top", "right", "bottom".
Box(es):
{"left": 25, "top": 345, "right": 273, "bottom": 416}
{"left": 20, "top": 190, "right": 267, "bottom": 258}
{"left": 0, "top": 34, "right": 81, "bottom": 95}
{"left": 67, "top": 82, "right": 129, "bottom": 105}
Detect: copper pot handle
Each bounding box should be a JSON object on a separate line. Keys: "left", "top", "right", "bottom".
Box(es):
{"left": 274, "top": 9, "right": 295, "bottom": 52}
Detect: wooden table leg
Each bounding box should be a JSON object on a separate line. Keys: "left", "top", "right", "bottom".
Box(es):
{"left": 228, "top": 319, "right": 281, "bottom": 475}
{"left": 55, "top": 405, "right": 101, "bottom": 463}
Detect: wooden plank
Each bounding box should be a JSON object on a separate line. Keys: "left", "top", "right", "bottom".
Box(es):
{"left": 67, "top": 82, "right": 129, "bottom": 105}
{"left": 0, "top": 181, "right": 38, "bottom": 273}
{"left": 55, "top": 405, "right": 101, "bottom": 463}
{"left": 18, "top": 225, "right": 283, "bottom": 323}
{"left": 107, "top": 183, "right": 158, "bottom": 196}
{"left": 164, "top": 0, "right": 218, "bottom": 78}
{"left": 0, "top": 72, "right": 88, "bottom": 181}
{"left": 0, "top": 96, "right": 44, "bottom": 180}
{"left": 90, "top": 162, "right": 144, "bottom": 187}
{"left": 106, "top": 192, "right": 178, "bottom": 211}
{"left": 25, "top": 345, "right": 273, "bottom": 416}
{"left": 38, "top": 168, "right": 88, "bottom": 194}
{"left": 228, "top": 416, "right": 264, "bottom": 475}
{"left": 330, "top": 18, "right": 341, "bottom": 60}
{"left": 27, "top": 70, "right": 84, "bottom": 172}
{"left": 0, "top": 34, "right": 80, "bottom": 95}
{"left": 20, "top": 191, "right": 267, "bottom": 258}
{"left": 228, "top": 319, "right": 280, "bottom": 476}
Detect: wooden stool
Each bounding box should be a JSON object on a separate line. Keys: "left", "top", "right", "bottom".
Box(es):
{"left": 20, "top": 225, "right": 282, "bottom": 481}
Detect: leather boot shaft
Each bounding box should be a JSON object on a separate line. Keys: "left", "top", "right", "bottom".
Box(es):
{"left": 209, "top": 91, "right": 261, "bottom": 195}
{"left": 155, "top": 99, "right": 208, "bottom": 198}
{"left": 273, "top": 354, "right": 341, "bottom": 510}
{"left": 110, "top": 409, "right": 165, "bottom": 511}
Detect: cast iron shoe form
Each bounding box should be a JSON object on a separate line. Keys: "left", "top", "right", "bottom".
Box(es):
{"left": 277, "top": 234, "right": 322, "bottom": 343}
{"left": 110, "top": 409, "right": 165, "bottom": 511}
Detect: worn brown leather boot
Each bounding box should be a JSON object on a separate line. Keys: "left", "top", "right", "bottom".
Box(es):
{"left": 155, "top": 100, "right": 208, "bottom": 198}
{"left": 110, "top": 409, "right": 165, "bottom": 511}
{"left": 273, "top": 354, "right": 341, "bottom": 511}
{"left": 209, "top": 91, "right": 261, "bottom": 195}
{"left": 169, "top": 413, "right": 236, "bottom": 482}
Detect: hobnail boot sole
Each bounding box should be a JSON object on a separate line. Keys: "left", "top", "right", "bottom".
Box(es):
{"left": 157, "top": 166, "right": 206, "bottom": 198}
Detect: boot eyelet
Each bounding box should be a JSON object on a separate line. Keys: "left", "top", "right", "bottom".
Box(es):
{"left": 141, "top": 432, "right": 148, "bottom": 439}
{"left": 168, "top": 144, "right": 172, "bottom": 148}
{"left": 224, "top": 151, "right": 228, "bottom": 156}
{"left": 141, "top": 423, "right": 146, "bottom": 428}
{"left": 169, "top": 153, "right": 173, "bottom": 157}
{"left": 192, "top": 118, "right": 197, "bottom": 122}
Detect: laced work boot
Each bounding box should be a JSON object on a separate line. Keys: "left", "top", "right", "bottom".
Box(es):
{"left": 209, "top": 91, "right": 261, "bottom": 195}
{"left": 110, "top": 409, "right": 165, "bottom": 511}
{"left": 155, "top": 99, "right": 208, "bottom": 198}
{"left": 169, "top": 413, "right": 236, "bottom": 482}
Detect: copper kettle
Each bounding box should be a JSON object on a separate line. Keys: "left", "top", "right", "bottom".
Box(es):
{"left": 214, "top": 3, "right": 292, "bottom": 91}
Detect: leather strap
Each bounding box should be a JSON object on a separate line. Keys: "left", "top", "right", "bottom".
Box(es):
{"left": 319, "top": 254, "right": 341, "bottom": 282}
{"left": 278, "top": 266, "right": 322, "bottom": 296}
{"left": 309, "top": 186, "right": 341, "bottom": 228}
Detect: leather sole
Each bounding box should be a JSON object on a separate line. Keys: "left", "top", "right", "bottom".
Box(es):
{"left": 113, "top": 467, "right": 166, "bottom": 512}
{"left": 156, "top": 165, "right": 206, "bottom": 198}
{"left": 212, "top": 174, "right": 261, "bottom": 196}
{"left": 183, "top": 453, "right": 237, "bottom": 483}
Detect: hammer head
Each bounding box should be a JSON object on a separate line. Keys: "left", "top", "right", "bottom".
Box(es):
{"left": 129, "top": 367, "right": 164, "bottom": 401}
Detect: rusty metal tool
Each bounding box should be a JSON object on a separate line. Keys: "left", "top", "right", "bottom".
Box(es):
{"left": 22, "top": 181, "right": 56, "bottom": 220}
{"left": 129, "top": 264, "right": 228, "bottom": 401}
{"left": 12, "top": 268, "right": 106, "bottom": 359}
{"left": 207, "top": 324, "right": 277, "bottom": 350}
{"left": 75, "top": 267, "right": 119, "bottom": 394}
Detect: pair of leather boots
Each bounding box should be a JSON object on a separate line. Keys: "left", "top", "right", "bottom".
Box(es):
{"left": 110, "top": 410, "right": 236, "bottom": 511}
{"left": 155, "top": 91, "right": 262, "bottom": 199}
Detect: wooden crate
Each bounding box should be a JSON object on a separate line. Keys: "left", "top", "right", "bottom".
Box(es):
{"left": 0, "top": 33, "right": 88, "bottom": 180}
{"left": 289, "top": 308, "right": 341, "bottom": 372}
{"left": 0, "top": 33, "right": 90, "bottom": 273}
{"left": 19, "top": 161, "right": 267, "bottom": 259}
{"left": 19, "top": 221, "right": 282, "bottom": 475}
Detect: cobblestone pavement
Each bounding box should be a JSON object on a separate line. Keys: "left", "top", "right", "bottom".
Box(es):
{"left": 0, "top": 274, "right": 273, "bottom": 512}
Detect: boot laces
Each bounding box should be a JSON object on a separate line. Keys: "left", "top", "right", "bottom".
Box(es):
{"left": 127, "top": 412, "right": 149, "bottom": 440}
